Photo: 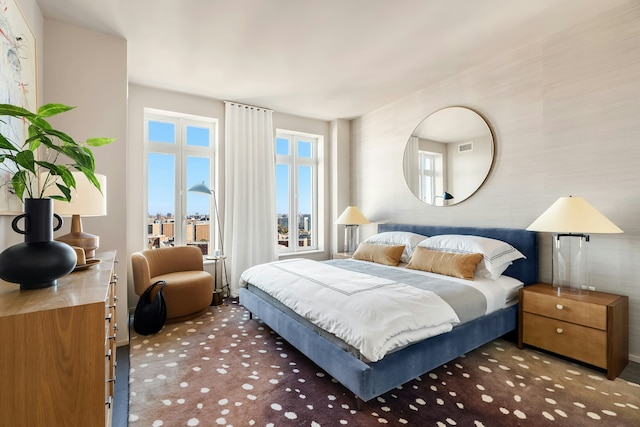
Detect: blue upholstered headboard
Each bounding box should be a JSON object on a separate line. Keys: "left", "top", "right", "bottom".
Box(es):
{"left": 378, "top": 224, "right": 538, "bottom": 286}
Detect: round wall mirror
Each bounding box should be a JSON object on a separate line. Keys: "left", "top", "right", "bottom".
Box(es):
{"left": 403, "top": 106, "right": 494, "bottom": 206}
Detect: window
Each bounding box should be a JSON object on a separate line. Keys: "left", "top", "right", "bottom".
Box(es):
{"left": 418, "top": 151, "right": 444, "bottom": 205}
{"left": 418, "top": 151, "right": 436, "bottom": 204}
{"left": 276, "top": 130, "right": 320, "bottom": 254}
{"left": 144, "top": 109, "right": 218, "bottom": 254}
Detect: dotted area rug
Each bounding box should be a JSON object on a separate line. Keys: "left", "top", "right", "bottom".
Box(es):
{"left": 129, "top": 300, "right": 640, "bottom": 426}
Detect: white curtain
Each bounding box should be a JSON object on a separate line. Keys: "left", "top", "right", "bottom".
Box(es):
{"left": 404, "top": 136, "right": 419, "bottom": 192}
{"left": 224, "top": 102, "right": 277, "bottom": 297}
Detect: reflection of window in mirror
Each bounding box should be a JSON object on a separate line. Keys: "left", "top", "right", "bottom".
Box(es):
{"left": 418, "top": 151, "right": 443, "bottom": 205}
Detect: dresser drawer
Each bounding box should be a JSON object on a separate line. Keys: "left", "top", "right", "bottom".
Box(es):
{"left": 522, "top": 291, "right": 607, "bottom": 330}
{"left": 522, "top": 312, "right": 607, "bottom": 368}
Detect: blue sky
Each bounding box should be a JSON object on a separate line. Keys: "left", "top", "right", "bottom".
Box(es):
{"left": 148, "top": 122, "right": 310, "bottom": 217}
{"left": 148, "top": 122, "right": 211, "bottom": 216}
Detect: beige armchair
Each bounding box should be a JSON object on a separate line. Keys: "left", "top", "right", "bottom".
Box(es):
{"left": 131, "top": 246, "right": 213, "bottom": 323}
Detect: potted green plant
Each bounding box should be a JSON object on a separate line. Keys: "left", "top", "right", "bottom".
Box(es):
{"left": 0, "top": 103, "right": 114, "bottom": 289}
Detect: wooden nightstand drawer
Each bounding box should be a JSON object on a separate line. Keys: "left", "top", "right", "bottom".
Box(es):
{"left": 518, "top": 283, "right": 629, "bottom": 380}
{"left": 522, "top": 312, "right": 607, "bottom": 368}
{"left": 522, "top": 291, "right": 607, "bottom": 330}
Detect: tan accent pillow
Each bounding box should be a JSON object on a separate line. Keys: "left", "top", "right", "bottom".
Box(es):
{"left": 406, "top": 246, "right": 483, "bottom": 280}
{"left": 352, "top": 243, "right": 405, "bottom": 266}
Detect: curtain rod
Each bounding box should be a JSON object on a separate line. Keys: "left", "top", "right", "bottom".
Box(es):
{"left": 224, "top": 101, "right": 272, "bottom": 112}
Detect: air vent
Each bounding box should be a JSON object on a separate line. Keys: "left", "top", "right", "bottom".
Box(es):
{"left": 458, "top": 142, "right": 473, "bottom": 153}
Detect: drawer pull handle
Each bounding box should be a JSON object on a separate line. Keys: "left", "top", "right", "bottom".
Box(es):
{"left": 556, "top": 328, "right": 564, "bottom": 334}
{"left": 556, "top": 304, "right": 564, "bottom": 310}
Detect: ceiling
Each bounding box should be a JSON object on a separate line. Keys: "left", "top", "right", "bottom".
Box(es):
{"left": 36, "top": 0, "right": 630, "bottom": 121}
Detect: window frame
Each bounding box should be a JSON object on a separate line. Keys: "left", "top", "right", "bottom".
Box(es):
{"left": 144, "top": 108, "right": 219, "bottom": 251}
{"left": 275, "top": 129, "right": 321, "bottom": 254}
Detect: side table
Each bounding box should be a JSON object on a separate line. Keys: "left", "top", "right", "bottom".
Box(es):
{"left": 518, "top": 283, "right": 628, "bottom": 380}
{"left": 205, "top": 255, "right": 227, "bottom": 305}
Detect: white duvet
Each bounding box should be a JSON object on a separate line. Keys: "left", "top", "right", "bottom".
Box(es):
{"left": 239, "top": 258, "right": 461, "bottom": 362}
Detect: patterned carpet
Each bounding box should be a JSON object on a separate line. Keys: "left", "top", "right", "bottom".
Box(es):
{"left": 129, "top": 299, "right": 640, "bottom": 426}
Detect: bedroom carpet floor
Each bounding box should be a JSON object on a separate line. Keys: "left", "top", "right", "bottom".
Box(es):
{"left": 126, "top": 299, "right": 640, "bottom": 426}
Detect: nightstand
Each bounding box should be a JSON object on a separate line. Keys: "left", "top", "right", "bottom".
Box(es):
{"left": 331, "top": 252, "right": 354, "bottom": 260}
{"left": 518, "top": 283, "right": 628, "bottom": 380}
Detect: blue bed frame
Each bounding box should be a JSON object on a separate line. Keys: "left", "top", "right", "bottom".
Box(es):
{"left": 239, "top": 224, "right": 538, "bottom": 403}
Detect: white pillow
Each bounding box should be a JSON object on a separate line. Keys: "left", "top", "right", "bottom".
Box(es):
{"left": 417, "top": 234, "right": 526, "bottom": 280}
{"left": 364, "top": 231, "right": 428, "bottom": 263}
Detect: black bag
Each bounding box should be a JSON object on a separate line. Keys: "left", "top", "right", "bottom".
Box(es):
{"left": 133, "top": 280, "right": 167, "bottom": 335}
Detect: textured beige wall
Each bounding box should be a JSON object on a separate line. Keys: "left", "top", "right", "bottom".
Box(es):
{"left": 351, "top": 3, "right": 640, "bottom": 360}
{"left": 43, "top": 20, "right": 129, "bottom": 344}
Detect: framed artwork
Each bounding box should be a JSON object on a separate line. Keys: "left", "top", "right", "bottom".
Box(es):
{"left": 0, "top": 0, "right": 37, "bottom": 214}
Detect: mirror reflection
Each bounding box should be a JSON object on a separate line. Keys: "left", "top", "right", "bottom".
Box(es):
{"left": 403, "top": 106, "right": 494, "bottom": 206}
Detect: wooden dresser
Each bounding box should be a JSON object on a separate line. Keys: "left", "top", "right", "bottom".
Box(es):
{"left": 0, "top": 251, "right": 118, "bottom": 427}
{"left": 518, "top": 283, "right": 628, "bottom": 380}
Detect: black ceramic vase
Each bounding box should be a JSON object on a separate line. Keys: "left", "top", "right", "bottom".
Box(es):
{"left": 0, "top": 198, "right": 77, "bottom": 290}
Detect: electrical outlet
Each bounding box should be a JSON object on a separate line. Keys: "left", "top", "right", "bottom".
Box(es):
{"left": 588, "top": 286, "right": 596, "bottom": 291}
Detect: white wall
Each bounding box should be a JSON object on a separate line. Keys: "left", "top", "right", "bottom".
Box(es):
{"left": 43, "top": 20, "right": 129, "bottom": 345}
{"left": 351, "top": 2, "right": 640, "bottom": 361}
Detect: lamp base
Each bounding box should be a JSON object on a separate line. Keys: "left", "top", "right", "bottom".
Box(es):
{"left": 552, "top": 234, "right": 588, "bottom": 294}
{"left": 344, "top": 225, "right": 360, "bottom": 253}
{"left": 56, "top": 232, "right": 99, "bottom": 259}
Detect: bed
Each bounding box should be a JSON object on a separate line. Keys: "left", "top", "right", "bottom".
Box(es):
{"left": 239, "top": 223, "right": 538, "bottom": 404}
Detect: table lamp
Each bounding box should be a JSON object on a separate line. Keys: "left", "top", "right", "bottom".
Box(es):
{"left": 50, "top": 172, "right": 107, "bottom": 260}
{"left": 335, "top": 206, "right": 369, "bottom": 253}
{"left": 527, "top": 196, "right": 622, "bottom": 293}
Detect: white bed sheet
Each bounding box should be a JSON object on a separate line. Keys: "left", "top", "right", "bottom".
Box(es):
{"left": 345, "top": 259, "right": 524, "bottom": 313}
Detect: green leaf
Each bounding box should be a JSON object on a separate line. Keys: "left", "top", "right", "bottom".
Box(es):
{"left": 0, "top": 133, "right": 16, "bottom": 150}
{"left": 43, "top": 128, "right": 77, "bottom": 145}
{"left": 0, "top": 104, "right": 34, "bottom": 117}
{"left": 10, "top": 171, "right": 27, "bottom": 200}
{"left": 86, "top": 137, "right": 115, "bottom": 147}
{"left": 35, "top": 160, "right": 60, "bottom": 172}
{"left": 22, "top": 115, "right": 51, "bottom": 131}
{"left": 15, "top": 151, "right": 35, "bottom": 173}
{"left": 55, "top": 183, "right": 72, "bottom": 201}
{"left": 37, "top": 104, "right": 75, "bottom": 118}
{"left": 58, "top": 167, "right": 76, "bottom": 189}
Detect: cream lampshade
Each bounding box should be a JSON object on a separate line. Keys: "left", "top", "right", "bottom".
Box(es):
{"left": 45, "top": 172, "right": 107, "bottom": 260}
{"left": 527, "top": 196, "right": 622, "bottom": 292}
{"left": 335, "top": 206, "right": 370, "bottom": 253}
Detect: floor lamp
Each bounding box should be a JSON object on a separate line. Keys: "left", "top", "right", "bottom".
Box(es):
{"left": 527, "top": 196, "right": 623, "bottom": 293}
{"left": 188, "top": 182, "right": 229, "bottom": 297}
